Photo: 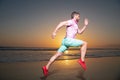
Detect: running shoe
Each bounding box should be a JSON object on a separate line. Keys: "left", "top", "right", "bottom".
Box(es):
{"left": 42, "top": 66, "right": 48, "bottom": 76}
{"left": 78, "top": 59, "right": 87, "bottom": 70}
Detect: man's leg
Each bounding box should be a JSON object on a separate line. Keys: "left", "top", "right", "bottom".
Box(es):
{"left": 42, "top": 52, "right": 63, "bottom": 76}
{"left": 46, "top": 52, "right": 62, "bottom": 69}
{"left": 68, "top": 38, "right": 87, "bottom": 70}
{"left": 78, "top": 41, "right": 87, "bottom": 70}
{"left": 80, "top": 41, "right": 87, "bottom": 62}
{"left": 42, "top": 44, "right": 67, "bottom": 76}
{"left": 68, "top": 39, "right": 87, "bottom": 60}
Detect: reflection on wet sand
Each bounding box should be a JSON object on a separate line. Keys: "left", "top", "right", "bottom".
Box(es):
{"left": 40, "top": 57, "right": 120, "bottom": 80}
{"left": 0, "top": 57, "right": 119, "bottom": 80}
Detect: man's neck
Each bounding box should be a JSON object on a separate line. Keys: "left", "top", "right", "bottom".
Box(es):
{"left": 72, "top": 18, "right": 78, "bottom": 23}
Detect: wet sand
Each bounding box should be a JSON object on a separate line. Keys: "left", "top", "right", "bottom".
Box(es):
{"left": 0, "top": 57, "right": 120, "bottom": 80}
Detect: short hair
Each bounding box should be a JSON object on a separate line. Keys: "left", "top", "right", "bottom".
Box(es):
{"left": 71, "top": 11, "right": 80, "bottom": 19}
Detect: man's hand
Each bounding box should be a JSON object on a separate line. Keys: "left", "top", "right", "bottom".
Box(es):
{"left": 51, "top": 32, "right": 56, "bottom": 39}
{"left": 84, "top": 18, "right": 88, "bottom": 26}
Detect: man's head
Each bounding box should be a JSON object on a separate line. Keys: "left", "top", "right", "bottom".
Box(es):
{"left": 71, "top": 11, "right": 80, "bottom": 21}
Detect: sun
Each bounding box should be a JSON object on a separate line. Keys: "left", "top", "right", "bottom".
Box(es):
{"left": 65, "top": 50, "right": 69, "bottom": 54}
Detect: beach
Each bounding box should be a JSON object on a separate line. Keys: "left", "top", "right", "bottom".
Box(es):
{"left": 0, "top": 57, "right": 120, "bottom": 80}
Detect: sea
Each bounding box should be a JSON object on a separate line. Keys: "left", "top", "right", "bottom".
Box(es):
{"left": 0, "top": 47, "right": 120, "bottom": 63}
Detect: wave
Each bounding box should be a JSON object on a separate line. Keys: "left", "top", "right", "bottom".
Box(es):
{"left": 0, "top": 49, "right": 120, "bottom": 63}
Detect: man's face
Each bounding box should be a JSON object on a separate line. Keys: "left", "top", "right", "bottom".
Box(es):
{"left": 74, "top": 14, "right": 80, "bottom": 21}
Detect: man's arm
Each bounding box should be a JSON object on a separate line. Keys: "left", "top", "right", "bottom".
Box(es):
{"left": 78, "top": 18, "right": 88, "bottom": 34}
{"left": 52, "top": 21, "right": 68, "bottom": 39}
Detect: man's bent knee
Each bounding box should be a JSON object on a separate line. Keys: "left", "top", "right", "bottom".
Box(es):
{"left": 83, "top": 41, "right": 87, "bottom": 46}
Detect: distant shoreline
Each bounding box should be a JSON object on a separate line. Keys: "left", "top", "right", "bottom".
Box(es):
{"left": 0, "top": 46, "right": 120, "bottom": 51}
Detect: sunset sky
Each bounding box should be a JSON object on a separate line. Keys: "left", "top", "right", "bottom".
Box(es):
{"left": 0, "top": 0, "right": 120, "bottom": 48}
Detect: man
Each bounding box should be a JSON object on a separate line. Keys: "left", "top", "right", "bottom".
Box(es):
{"left": 42, "top": 11, "right": 88, "bottom": 76}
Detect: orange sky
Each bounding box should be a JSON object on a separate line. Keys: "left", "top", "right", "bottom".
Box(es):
{"left": 0, "top": 0, "right": 120, "bottom": 48}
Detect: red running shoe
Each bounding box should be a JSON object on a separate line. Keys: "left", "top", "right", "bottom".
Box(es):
{"left": 42, "top": 66, "right": 48, "bottom": 76}
{"left": 78, "top": 59, "right": 87, "bottom": 70}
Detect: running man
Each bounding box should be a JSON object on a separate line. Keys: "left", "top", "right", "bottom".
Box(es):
{"left": 42, "top": 11, "right": 88, "bottom": 76}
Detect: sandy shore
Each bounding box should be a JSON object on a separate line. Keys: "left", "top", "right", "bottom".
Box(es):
{"left": 0, "top": 57, "right": 120, "bottom": 80}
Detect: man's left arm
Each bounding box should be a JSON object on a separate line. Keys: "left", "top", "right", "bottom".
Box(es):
{"left": 78, "top": 18, "right": 88, "bottom": 34}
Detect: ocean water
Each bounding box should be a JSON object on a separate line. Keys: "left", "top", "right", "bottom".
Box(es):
{"left": 0, "top": 47, "right": 120, "bottom": 62}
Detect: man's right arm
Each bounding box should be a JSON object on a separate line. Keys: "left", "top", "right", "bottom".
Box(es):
{"left": 52, "top": 21, "right": 68, "bottom": 39}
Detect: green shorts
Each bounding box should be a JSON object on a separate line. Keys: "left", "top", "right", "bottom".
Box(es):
{"left": 57, "top": 38, "right": 84, "bottom": 53}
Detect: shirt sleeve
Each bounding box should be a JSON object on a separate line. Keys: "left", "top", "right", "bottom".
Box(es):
{"left": 67, "top": 20, "right": 72, "bottom": 26}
